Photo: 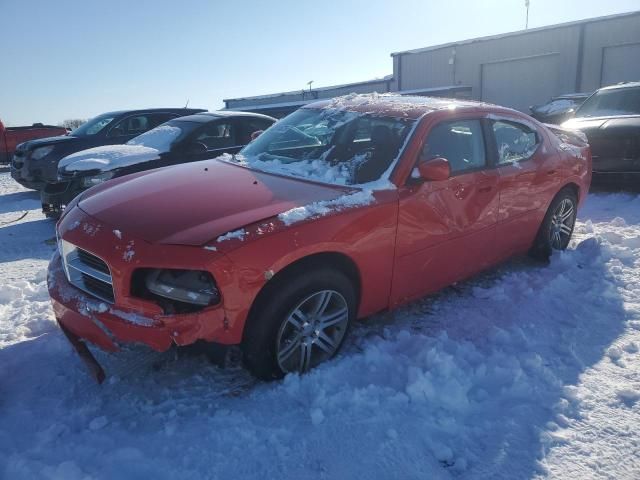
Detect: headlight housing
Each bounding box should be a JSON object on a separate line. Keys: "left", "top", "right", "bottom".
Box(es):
{"left": 31, "top": 145, "right": 54, "bottom": 160}
{"left": 80, "top": 171, "right": 114, "bottom": 188}
{"left": 143, "top": 269, "right": 220, "bottom": 312}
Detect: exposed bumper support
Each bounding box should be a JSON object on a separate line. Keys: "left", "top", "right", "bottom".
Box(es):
{"left": 58, "top": 321, "right": 106, "bottom": 384}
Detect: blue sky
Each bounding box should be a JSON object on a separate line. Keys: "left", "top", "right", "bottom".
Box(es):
{"left": 1, "top": 0, "right": 638, "bottom": 125}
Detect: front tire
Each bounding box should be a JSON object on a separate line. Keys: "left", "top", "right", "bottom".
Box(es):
{"left": 242, "top": 268, "right": 356, "bottom": 380}
{"left": 530, "top": 188, "right": 578, "bottom": 260}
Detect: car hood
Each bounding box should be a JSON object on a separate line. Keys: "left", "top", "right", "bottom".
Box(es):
{"left": 77, "top": 158, "right": 351, "bottom": 245}
{"left": 21, "top": 135, "right": 74, "bottom": 150}
{"left": 563, "top": 114, "right": 640, "bottom": 132}
{"left": 59, "top": 144, "right": 161, "bottom": 174}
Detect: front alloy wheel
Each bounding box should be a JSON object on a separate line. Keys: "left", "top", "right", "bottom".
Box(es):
{"left": 242, "top": 268, "right": 355, "bottom": 380}
{"left": 276, "top": 290, "right": 349, "bottom": 374}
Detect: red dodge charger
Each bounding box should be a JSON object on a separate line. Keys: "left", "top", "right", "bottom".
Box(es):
{"left": 48, "top": 95, "right": 591, "bottom": 381}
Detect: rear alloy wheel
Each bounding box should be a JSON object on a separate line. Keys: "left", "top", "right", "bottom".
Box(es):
{"left": 276, "top": 290, "right": 349, "bottom": 374}
{"left": 549, "top": 197, "right": 576, "bottom": 250}
{"left": 530, "top": 189, "right": 577, "bottom": 260}
{"left": 242, "top": 268, "right": 355, "bottom": 380}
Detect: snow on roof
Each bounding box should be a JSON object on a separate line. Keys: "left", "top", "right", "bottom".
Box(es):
{"left": 305, "top": 93, "right": 490, "bottom": 119}
{"left": 391, "top": 10, "right": 640, "bottom": 57}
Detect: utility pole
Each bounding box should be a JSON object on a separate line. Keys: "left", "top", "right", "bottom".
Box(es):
{"left": 525, "top": 0, "right": 530, "bottom": 29}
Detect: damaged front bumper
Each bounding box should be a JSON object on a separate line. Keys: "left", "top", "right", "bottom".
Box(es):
{"left": 47, "top": 206, "right": 240, "bottom": 382}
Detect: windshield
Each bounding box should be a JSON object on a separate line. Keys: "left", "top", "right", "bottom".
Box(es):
{"left": 236, "top": 108, "right": 415, "bottom": 185}
{"left": 127, "top": 121, "right": 193, "bottom": 151}
{"left": 70, "top": 113, "right": 116, "bottom": 137}
{"left": 576, "top": 87, "right": 640, "bottom": 117}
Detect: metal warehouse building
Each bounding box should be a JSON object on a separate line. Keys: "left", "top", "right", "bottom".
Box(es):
{"left": 224, "top": 11, "right": 640, "bottom": 116}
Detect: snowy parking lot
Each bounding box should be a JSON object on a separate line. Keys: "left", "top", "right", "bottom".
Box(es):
{"left": 1, "top": 171, "right": 639, "bottom": 479}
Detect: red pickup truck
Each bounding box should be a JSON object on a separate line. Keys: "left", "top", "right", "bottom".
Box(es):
{"left": 0, "top": 119, "right": 67, "bottom": 165}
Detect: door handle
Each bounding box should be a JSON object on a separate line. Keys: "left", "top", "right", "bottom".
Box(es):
{"left": 478, "top": 185, "right": 493, "bottom": 193}
{"left": 547, "top": 169, "right": 557, "bottom": 175}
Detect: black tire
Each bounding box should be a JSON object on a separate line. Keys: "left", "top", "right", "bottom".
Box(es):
{"left": 242, "top": 268, "right": 356, "bottom": 380}
{"left": 529, "top": 188, "right": 578, "bottom": 260}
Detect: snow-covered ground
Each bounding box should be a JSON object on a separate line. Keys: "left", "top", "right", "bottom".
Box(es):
{"left": 1, "top": 171, "right": 639, "bottom": 479}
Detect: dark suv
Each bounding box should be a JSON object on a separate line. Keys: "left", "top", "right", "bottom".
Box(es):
{"left": 563, "top": 82, "right": 640, "bottom": 187}
{"left": 42, "top": 111, "right": 276, "bottom": 217}
{"left": 11, "top": 108, "right": 205, "bottom": 190}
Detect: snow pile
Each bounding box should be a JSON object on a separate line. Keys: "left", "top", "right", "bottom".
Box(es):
{"left": 278, "top": 189, "right": 375, "bottom": 226}
{"left": 2, "top": 172, "right": 640, "bottom": 479}
{"left": 59, "top": 144, "right": 160, "bottom": 173}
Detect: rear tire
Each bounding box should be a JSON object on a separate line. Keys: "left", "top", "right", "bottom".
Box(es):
{"left": 529, "top": 188, "right": 578, "bottom": 261}
{"left": 242, "top": 268, "right": 356, "bottom": 380}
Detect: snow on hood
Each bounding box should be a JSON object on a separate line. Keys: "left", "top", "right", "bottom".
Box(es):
{"left": 59, "top": 144, "right": 161, "bottom": 173}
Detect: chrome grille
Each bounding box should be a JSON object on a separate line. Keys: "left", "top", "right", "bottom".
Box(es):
{"left": 60, "top": 240, "right": 115, "bottom": 303}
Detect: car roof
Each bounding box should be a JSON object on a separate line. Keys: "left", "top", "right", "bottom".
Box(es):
{"left": 99, "top": 108, "right": 207, "bottom": 117}
{"left": 173, "top": 111, "right": 277, "bottom": 123}
{"left": 304, "top": 94, "right": 493, "bottom": 120}
{"left": 598, "top": 81, "right": 640, "bottom": 92}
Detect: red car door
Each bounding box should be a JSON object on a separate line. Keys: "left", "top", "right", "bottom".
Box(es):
{"left": 391, "top": 117, "right": 499, "bottom": 306}
{"left": 490, "top": 118, "right": 564, "bottom": 259}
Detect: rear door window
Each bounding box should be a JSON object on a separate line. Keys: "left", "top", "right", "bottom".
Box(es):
{"left": 491, "top": 121, "right": 538, "bottom": 164}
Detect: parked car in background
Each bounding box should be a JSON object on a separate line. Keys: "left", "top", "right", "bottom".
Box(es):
{"left": 529, "top": 93, "right": 590, "bottom": 124}
{"left": 10, "top": 108, "right": 205, "bottom": 190}
{"left": 41, "top": 112, "right": 275, "bottom": 217}
{"left": 48, "top": 94, "right": 591, "bottom": 383}
{"left": 0, "top": 119, "right": 67, "bottom": 165}
{"left": 563, "top": 82, "right": 640, "bottom": 186}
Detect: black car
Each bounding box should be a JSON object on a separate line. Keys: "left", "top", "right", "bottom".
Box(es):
{"left": 41, "top": 111, "right": 276, "bottom": 217}
{"left": 563, "top": 82, "right": 640, "bottom": 187}
{"left": 11, "top": 108, "right": 205, "bottom": 190}
{"left": 530, "top": 93, "right": 591, "bottom": 124}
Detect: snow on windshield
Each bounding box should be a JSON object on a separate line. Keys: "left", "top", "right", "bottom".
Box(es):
{"left": 233, "top": 102, "right": 416, "bottom": 187}
{"left": 127, "top": 125, "right": 182, "bottom": 152}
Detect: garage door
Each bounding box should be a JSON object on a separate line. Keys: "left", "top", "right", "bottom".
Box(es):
{"left": 601, "top": 43, "right": 640, "bottom": 87}
{"left": 481, "top": 53, "right": 561, "bottom": 113}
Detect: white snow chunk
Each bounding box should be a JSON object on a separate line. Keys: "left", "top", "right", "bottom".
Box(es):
{"left": 203, "top": 245, "right": 217, "bottom": 251}
{"left": 113, "top": 229, "right": 122, "bottom": 239}
{"left": 310, "top": 408, "right": 324, "bottom": 425}
{"left": 217, "top": 229, "right": 246, "bottom": 243}
{"left": 616, "top": 388, "right": 640, "bottom": 405}
{"left": 110, "top": 309, "right": 154, "bottom": 327}
{"left": 89, "top": 416, "right": 108, "bottom": 431}
{"left": 278, "top": 190, "right": 374, "bottom": 226}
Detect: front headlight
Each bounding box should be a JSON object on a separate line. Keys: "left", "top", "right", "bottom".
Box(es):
{"left": 31, "top": 145, "right": 54, "bottom": 160}
{"left": 80, "top": 171, "right": 114, "bottom": 188}
{"left": 144, "top": 269, "right": 220, "bottom": 307}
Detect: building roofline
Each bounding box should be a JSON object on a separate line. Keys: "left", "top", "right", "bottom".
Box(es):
{"left": 223, "top": 75, "right": 393, "bottom": 104}
{"left": 390, "top": 10, "right": 640, "bottom": 57}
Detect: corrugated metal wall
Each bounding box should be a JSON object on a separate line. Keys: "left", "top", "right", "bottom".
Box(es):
{"left": 395, "top": 12, "right": 640, "bottom": 111}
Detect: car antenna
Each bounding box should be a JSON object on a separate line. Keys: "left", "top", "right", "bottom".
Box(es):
{"left": 184, "top": 99, "right": 190, "bottom": 108}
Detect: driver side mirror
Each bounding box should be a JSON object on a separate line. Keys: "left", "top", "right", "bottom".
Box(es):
{"left": 417, "top": 156, "right": 451, "bottom": 181}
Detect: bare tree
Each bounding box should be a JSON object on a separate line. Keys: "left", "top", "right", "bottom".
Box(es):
{"left": 59, "top": 118, "right": 86, "bottom": 130}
